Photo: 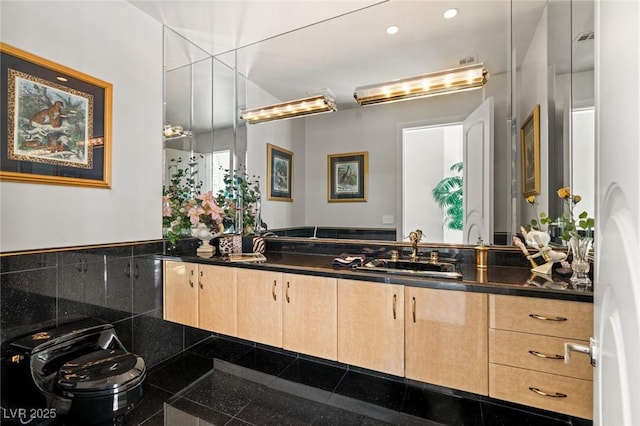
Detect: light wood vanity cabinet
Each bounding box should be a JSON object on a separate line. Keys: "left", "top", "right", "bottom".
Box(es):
{"left": 337, "top": 279, "right": 404, "bottom": 376}
{"left": 236, "top": 268, "right": 283, "bottom": 347}
{"left": 198, "top": 264, "right": 237, "bottom": 336}
{"left": 164, "top": 263, "right": 338, "bottom": 359}
{"left": 405, "top": 287, "right": 488, "bottom": 395}
{"left": 164, "top": 261, "right": 199, "bottom": 327}
{"left": 164, "top": 260, "right": 595, "bottom": 419}
{"left": 282, "top": 273, "right": 338, "bottom": 360}
{"left": 163, "top": 261, "right": 237, "bottom": 335}
{"left": 489, "top": 295, "right": 593, "bottom": 419}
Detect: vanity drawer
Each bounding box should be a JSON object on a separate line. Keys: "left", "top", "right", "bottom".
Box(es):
{"left": 489, "top": 295, "right": 593, "bottom": 340}
{"left": 489, "top": 364, "right": 592, "bottom": 419}
{"left": 489, "top": 329, "right": 592, "bottom": 380}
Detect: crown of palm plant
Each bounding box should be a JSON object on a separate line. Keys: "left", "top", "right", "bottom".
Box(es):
{"left": 431, "top": 162, "right": 463, "bottom": 231}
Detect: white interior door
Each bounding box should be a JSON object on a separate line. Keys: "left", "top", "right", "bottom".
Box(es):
{"left": 462, "top": 96, "right": 494, "bottom": 244}
{"left": 593, "top": 1, "right": 640, "bottom": 424}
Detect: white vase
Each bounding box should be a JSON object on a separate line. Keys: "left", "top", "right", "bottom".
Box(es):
{"left": 191, "top": 223, "right": 214, "bottom": 254}
{"left": 569, "top": 236, "right": 593, "bottom": 288}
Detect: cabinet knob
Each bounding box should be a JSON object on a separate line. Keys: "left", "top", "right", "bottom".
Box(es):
{"left": 286, "top": 282, "right": 290, "bottom": 303}
{"left": 272, "top": 280, "right": 277, "bottom": 301}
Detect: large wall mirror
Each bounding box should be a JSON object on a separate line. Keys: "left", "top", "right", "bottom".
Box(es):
{"left": 163, "top": 0, "right": 594, "bottom": 247}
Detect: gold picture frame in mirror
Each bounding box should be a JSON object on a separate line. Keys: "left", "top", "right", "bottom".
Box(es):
{"left": 267, "top": 143, "right": 293, "bottom": 202}
{"left": 327, "top": 151, "right": 368, "bottom": 202}
{"left": 520, "top": 104, "right": 540, "bottom": 198}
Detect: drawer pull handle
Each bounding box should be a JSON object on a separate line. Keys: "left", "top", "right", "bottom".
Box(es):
{"left": 412, "top": 297, "right": 416, "bottom": 323}
{"left": 393, "top": 294, "right": 397, "bottom": 320}
{"left": 272, "top": 280, "right": 277, "bottom": 301}
{"left": 529, "top": 313, "right": 568, "bottom": 322}
{"left": 528, "top": 350, "right": 564, "bottom": 360}
{"left": 189, "top": 269, "right": 194, "bottom": 288}
{"left": 286, "top": 282, "right": 290, "bottom": 303}
{"left": 528, "top": 387, "right": 567, "bottom": 398}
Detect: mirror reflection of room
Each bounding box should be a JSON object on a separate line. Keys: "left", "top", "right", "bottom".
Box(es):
{"left": 162, "top": 0, "right": 595, "bottom": 247}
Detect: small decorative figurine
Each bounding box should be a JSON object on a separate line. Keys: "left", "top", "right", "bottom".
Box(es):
{"left": 513, "top": 226, "right": 567, "bottom": 275}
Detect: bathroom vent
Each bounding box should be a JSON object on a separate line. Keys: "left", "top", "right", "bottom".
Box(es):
{"left": 459, "top": 55, "right": 477, "bottom": 65}
{"left": 575, "top": 31, "right": 595, "bottom": 43}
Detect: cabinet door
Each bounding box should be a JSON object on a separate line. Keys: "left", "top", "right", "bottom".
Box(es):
{"left": 163, "top": 260, "right": 198, "bottom": 327}
{"left": 132, "top": 256, "right": 163, "bottom": 316}
{"left": 198, "top": 264, "right": 237, "bottom": 336}
{"left": 283, "top": 274, "right": 337, "bottom": 360}
{"left": 405, "top": 287, "right": 488, "bottom": 394}
{"left": 337, "top": 279, "right": 404, "bottom": 376}
{"left": 236, "top": 269, "right": 282, "bottom": 347}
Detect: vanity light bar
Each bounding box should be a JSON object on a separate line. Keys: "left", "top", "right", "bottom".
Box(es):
{"left": 240, "top": 94, "right": 337, "bottom": 124}
{"left": 353, "top": 63, "right": 489, "bottom": 106}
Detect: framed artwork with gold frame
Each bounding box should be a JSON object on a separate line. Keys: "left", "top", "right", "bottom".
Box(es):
{"left": 520, "top": 104, "right": 540, "bottom": 198}
{"left": 327, "top": 151, "right": 368, "bottom": 202}
{"left": 267, "top": 143, "right": 293, "bottom": 201}
{"left": 0, "top": 43, "right": 112, "bottom": 188}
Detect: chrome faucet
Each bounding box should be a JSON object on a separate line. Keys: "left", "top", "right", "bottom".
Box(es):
{"left": 409, "top": 229, "right": 424, "bottom": 260}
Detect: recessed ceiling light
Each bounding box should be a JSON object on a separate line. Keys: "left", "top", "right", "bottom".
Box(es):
{"left": 443, "top": 8, "right": 458, "bottom": 19}
{"left": 56, "top": 76, "right": 68, "bottom": 82}
{"left": 386, "top": 25, "right": 399, "bottom": 35}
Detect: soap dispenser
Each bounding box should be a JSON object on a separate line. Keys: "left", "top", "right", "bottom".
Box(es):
{"left": 475, "top": 238, "right": 489, "bottom": 270}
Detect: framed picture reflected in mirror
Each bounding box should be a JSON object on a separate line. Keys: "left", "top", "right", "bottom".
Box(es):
{"left": 267, "top": 143, "right": 293, "bottom": 201}
{"left": 520, "top": 104, "right": 540, "bottom": 198}
{"left": 327, "top": 151, "right": 368, "bottom": 202}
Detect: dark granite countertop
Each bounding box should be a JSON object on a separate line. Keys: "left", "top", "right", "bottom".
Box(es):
{"left": 160, "top": 251, "right": 593, "bottom": 303}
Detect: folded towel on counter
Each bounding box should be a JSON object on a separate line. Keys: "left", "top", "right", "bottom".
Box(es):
{"left": 332, "top": 255, "right": 365, "bottom": 268}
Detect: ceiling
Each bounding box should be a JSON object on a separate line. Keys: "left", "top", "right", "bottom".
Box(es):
{"left": 128, "top": 0, "right": 592, "bottom": 130}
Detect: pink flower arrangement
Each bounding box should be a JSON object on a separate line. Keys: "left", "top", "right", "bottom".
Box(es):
{"left": 187, "top": 191, "right": 225, "bottom": 233}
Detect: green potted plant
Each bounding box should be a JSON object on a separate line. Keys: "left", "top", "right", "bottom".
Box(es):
{"left": 215, "top": 167, "right": 262, "bottom": 235}
{"left": 162, "top": 156, "right": 202, "bottom": 247}
{"left": 431, "top": 162, "right": 463, "bottom": 231}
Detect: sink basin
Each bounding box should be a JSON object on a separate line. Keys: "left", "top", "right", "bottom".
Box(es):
{"left": 356, "top": 258, "right": 463, "bottom": 280}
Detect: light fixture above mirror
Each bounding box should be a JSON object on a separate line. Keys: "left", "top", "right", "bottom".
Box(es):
{"left": 353, "top": 63, "right": 489, "bottom": 106}
{"left": 240, "top": 93, "right": 337, "bottom": 124}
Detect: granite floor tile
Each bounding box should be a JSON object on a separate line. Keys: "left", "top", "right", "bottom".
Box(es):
{"left": 332, "top": 370, "right": 407, "bottom": 411}
{"left": 232, "top": 346, "right": 297, "bottom": 376}
{"left": 123, "top": 384, "right": 174, "bottom": 426}
{"left": 137, "top": 411, "right": 164, "bottom": 426}
{"left": 480, "top": 400, "right": 572, "bottom": 426}
{"left": 402, "top": 384, "right": 483, "bottom": 426}
{"left": 179, "top": 369, "right": 266, "bottom": 417}
{"left": 167, "top": 396, "right": 234, "bottom": 424}
{"left": 278, "top": 357, "right": 346, "bottom": 392}
{"left": 186, "top": 336, "right": 255, "bottom": 362}
{"left": 312, "top": 405, "right": 397, "bottom": 425}
{"left": 146, "top": 352, "right": 214, "bottom": 394}
{"left": 233, "top": 387, "right": 324, "bottom": 426}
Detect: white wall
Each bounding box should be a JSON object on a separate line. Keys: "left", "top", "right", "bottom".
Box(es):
{"left": 403, "top": 127, "right": 446, "bottom": 241}
{"left": 303, "top": 88, "right": 489, "bottom": 230}
{"left": 0, "top": 1, "right": 163, "bottom": 252}
{"left": 403, "top": 125, "right": 463, "bottom": 243}
{"left": 245, "top": 80, "right": 306, "bottom": 229}
{"left": 518, "top": 5, "right": 549, "bottom": 227}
